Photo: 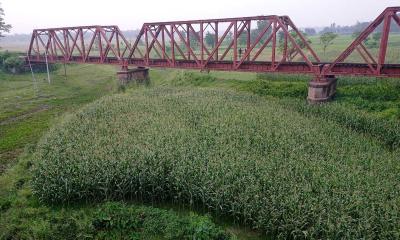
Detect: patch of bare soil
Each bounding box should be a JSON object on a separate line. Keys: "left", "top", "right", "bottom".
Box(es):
{"left": 0, "top": 149, "right": 23, "bottom": 175}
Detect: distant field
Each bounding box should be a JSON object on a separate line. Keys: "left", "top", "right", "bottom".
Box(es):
{"left": 0, "top": 41, "right": 27, "bottom": 53}
{"left": 308, "top": 33, "right": 400, "bottom": 63}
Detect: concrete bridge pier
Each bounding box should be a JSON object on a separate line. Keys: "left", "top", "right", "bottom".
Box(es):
{"left": 117, "top": 66, "right": 150, "bottom": 85}
{"left": 307, "top": 75, "right": 337, "bottom": 104}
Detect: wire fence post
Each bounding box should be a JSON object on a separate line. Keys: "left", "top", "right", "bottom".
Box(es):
{"left": 27, "top": 52, "right": 39, "bottom": 96}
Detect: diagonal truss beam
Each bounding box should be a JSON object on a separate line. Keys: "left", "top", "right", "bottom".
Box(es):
{"left": 325, "top": 7, "right": 400, "bottom": 76}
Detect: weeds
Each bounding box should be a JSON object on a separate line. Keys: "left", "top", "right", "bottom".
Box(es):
{"left": 1, "top": 201, "right": 231, "bottom": 240}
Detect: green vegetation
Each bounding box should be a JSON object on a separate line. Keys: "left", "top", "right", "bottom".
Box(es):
{"left": 0, "top": 64, "right": 117, "bottom": 171}
{"left": 319, "top": 32, "right": 338, "bottom": 55}
{"left": 0, "top": 51, "right": 26, "bottom": 73}
{"left": 31, "top": 87, "right": 399, "bottom": 239}
{"left": 251, "top": 74, "right": 400, "bottom": 149}
{"left": 1, "top": 58, "right": 400, "bottom": 239}
{"left": 1, "top": 199, "right": 231, "bottom": 239}
{"left": 0, "top": 65, "right": 258, "bottom": 239}
{"left": 308, "top": 33, "right": 400, "bottom": 63}
{"left": 0, "top": 2, "right": 11, "bottom": 38}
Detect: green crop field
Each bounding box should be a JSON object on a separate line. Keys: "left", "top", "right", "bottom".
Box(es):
{"left": 1, "top": 37, "right": 400, "bottom": 239}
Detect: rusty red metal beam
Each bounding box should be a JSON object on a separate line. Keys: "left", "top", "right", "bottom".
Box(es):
{"left": 27, "top": 7, "right": 400, "bottom": 78}
{"left": 324, "top": 6, "right": 400, "bottom": 77}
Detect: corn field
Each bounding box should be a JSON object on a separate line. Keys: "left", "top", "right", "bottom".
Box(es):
{"left": 32, "top": 88, "right": 400, "bottom": 239}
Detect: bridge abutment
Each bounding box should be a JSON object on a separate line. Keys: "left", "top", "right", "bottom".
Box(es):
{"left": 307, "top": 76, "right": 337, "bottom": 104}
{"left": 117, "top": 67, "right": 150, "bottom": 85}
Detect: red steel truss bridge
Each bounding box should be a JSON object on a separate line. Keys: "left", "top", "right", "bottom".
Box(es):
{"left": 27, "top": 7, "right": 400, "bottom": 102}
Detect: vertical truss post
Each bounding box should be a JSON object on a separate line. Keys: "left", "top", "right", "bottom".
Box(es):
{"left": 215, "top": 22, "right": 218, "bottom": 61}
{"left": 144, "top": 26, "right": 149, "bottom": 65}
{"left": 162, "top": 25, "right": 166, "bottom": 60}
{"left": 63, "top": 30, "right": 68, "bottom": 61}
{"left": 98, "top": 29, "right": 103, "bottom": 63}
{"left": 116, "top": 31, "right": 121, "bottom": 58}
{"left": 49, "top": 33, "right": 55, "bottom": 61}
{"left": 377, "top": 12, "right": 392, "bottom": 74}
{"left": 282, "top": 25, "right": 288, "bottom": 63}
{"left": 35, "top": 32, "right": 40, "bottom": 61}
{"left": 171, "top": 25, "right": 175, "bottom": 66}
{"left": 247, "top": 21, "right": 251, "bottom": 61}
{"left": 271, "top": 20, "right": 277, "bottom": 69}
{"left": 200, "top": 22, "right": 204, "bottom": 63}
{"left": 186, "top": 24, "right": 190, "bottom": 60}
{"left": 234, "top": 21, "right": 238, "bottom": 65}
{"left": 66, "top": 30, "right": 71, "bottom": 60}
{"left": 80, "top": 28, "right": 85, "bottom": 62}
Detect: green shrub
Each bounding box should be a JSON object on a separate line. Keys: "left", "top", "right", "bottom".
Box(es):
{"left": 32, "top": 88, "right": 400, "bottom": 239}
{"left": 249, "top": 79, "right": 307, "bottom": 98}
{"left": 0, "top": 51, "right": 12, "bottom": 65}
{"left": 3, "top": 56, "right": 25, "bottom": 74}
{"left": 1, "top": 201, "right": 230, "bottom": 239}
{"left": 256, "top": 73, "right": 309, "bottom": 82}
{"left": 173, "top": 71, "right": 217, "bottom": 86}
{"left": 93, "top": 202, "right": 231, "bottom": 240}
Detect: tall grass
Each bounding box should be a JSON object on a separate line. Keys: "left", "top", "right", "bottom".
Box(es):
{"left": 32, "top": 88, "right": 400, "bottom": 239}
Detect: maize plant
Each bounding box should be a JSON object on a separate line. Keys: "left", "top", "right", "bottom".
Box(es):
{"left": 32, "top": 88, "right": 400, "bottom": 239}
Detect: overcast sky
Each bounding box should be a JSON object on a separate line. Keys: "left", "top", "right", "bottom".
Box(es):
{"left": 2, "top": 0, "right": 399, "bottom": 34}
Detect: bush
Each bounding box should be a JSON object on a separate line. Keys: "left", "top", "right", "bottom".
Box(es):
{"left": 3, "top": 56, "right": 25, "bottom": 74}
{"left": 249, "top": 79, "right": 307, "bottom": 98}
{"left": 0, "top": 51, "right": 12, "bottom": 64}
{"left": 32, "top": 88, "right": 400, "bottom": 239}
{"left": 1, "top": 201, "right": 231, "bottom": 239}
{"left": 93, "top": 202, "right": 231, "bottom": 240}
{"left": 0, "top": 52, "right": 59, "bottom": 74}
{"left": 173, "top": 71, "right": 217, "bottom": 86}
{"left": 256, "top": 73, "right": 309, "bottom": 82}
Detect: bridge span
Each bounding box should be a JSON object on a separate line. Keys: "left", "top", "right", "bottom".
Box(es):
{"left": 27, "top": 7, "right": 400, "bottom": 103}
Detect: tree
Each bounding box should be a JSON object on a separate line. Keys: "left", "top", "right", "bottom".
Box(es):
{"left": 224, "top": 32, "right": 233, "bottom": 45}
{"left": 372, "top": 32, "right": 381, "bottom": 42}
{"left": 250, "top": 20, "right": 272, "bottom": 45}
{"left": 278, "top": 30, "right": 312, "bottom": 62}
{"left": 205, "top": 32, "right": 215, "bottom": 48}
{"left": 0, "top": 3, "right": 11, "bottom": 38}
{"left": 304, "top": 28, "right": 316, "bottom": 36}
{"left": 364, "top": 32, "right": 381, "bottom": 48}
{"left": 238, "top": 34, "right": 247, "bottom": 46}
{"left": 352, "top": 31, "right": 381, "bottom": 49}
{"left": 352, "top": 31, "right": 360, "bottom": 39}
{"left": 320, "top": 32, "right": 338, "bottom": 55}
{"left": 4, "top": 55, "right": 24, "bottom": 73}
